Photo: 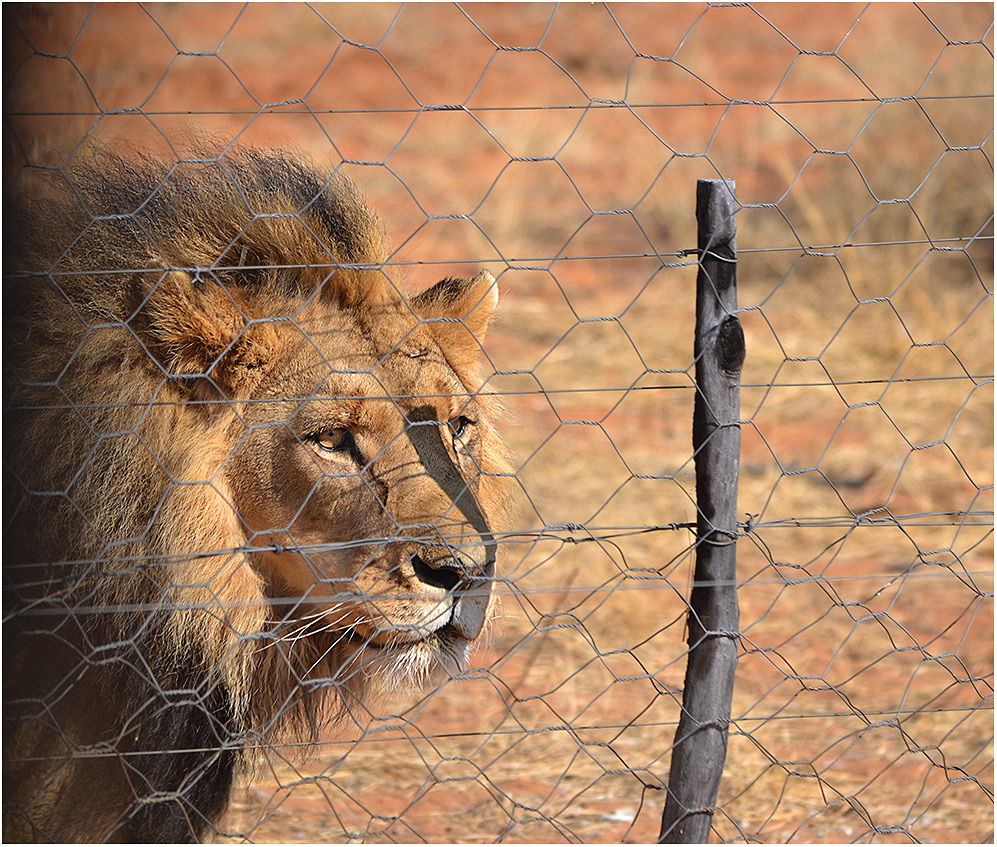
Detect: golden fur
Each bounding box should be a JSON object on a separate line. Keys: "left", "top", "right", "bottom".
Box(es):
{"left": 3, "top": 148, "right": 512, "bottom": 842}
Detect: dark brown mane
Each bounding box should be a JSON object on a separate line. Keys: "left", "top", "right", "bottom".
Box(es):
{"left": 7, "top": 147, "right": 391, "bottom": 317}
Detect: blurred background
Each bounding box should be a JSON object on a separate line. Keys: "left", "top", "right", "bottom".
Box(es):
{"left": 5, "top": 3, "right": 993, "bottom": 842}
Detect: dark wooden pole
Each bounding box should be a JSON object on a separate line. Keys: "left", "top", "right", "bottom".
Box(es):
{"left": 660, "top": 179, "right": 744, "bottom": 843}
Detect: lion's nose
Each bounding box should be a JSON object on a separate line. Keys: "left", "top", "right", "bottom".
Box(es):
{"left": 411, "top": 548, "right": 492, "bottom": 592}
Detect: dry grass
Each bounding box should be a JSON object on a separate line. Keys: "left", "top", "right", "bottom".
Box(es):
{"left": 6, "top": 2, "right": 993, "bottom": 843}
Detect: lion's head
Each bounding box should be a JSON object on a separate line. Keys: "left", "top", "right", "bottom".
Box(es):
{"left": 3, "top": 148, "right": 513, "bottom": 841}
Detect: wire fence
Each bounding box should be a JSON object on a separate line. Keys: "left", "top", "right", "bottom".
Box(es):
{"left": 3, "top": 2, "right": 993, "bottom": 843}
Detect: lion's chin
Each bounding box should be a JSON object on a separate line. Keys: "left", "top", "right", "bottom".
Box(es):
{"left": 351, "top": 625, "right": 474, "bottom": 695}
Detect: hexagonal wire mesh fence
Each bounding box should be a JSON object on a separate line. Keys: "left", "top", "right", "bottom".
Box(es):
{"left": 3, "top": 2, "right": 993, "bottom": 843}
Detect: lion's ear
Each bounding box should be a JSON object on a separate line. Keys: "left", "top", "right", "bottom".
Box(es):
{"left": 142, "top": 270, "right": 248, "bottom": 377}
{"left": 412, "top": 270, "right": 498, "bottom": 351}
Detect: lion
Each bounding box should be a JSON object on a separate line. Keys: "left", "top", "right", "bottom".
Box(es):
{"left": 3, "top": 147, "right": 513, "bottom": 842}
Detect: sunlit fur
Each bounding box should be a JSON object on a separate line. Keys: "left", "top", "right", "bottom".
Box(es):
{"left": 3, "top": 147, "right": 514, "bottom": 842}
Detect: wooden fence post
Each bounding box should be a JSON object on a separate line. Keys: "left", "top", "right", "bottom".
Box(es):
{"left": 659, "top": 178, "right": 744, "bottom": 843}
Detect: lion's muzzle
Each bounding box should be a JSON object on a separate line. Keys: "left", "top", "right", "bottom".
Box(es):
{"left": 411, "top": 547, "right": 494, "bottom": 641}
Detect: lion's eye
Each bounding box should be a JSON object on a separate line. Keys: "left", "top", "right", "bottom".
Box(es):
{"left": 449, "top": 415, "right": 474, "bottom": 439}
{"left": 310, "top": 428, "right": 354, "bottom": 455}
